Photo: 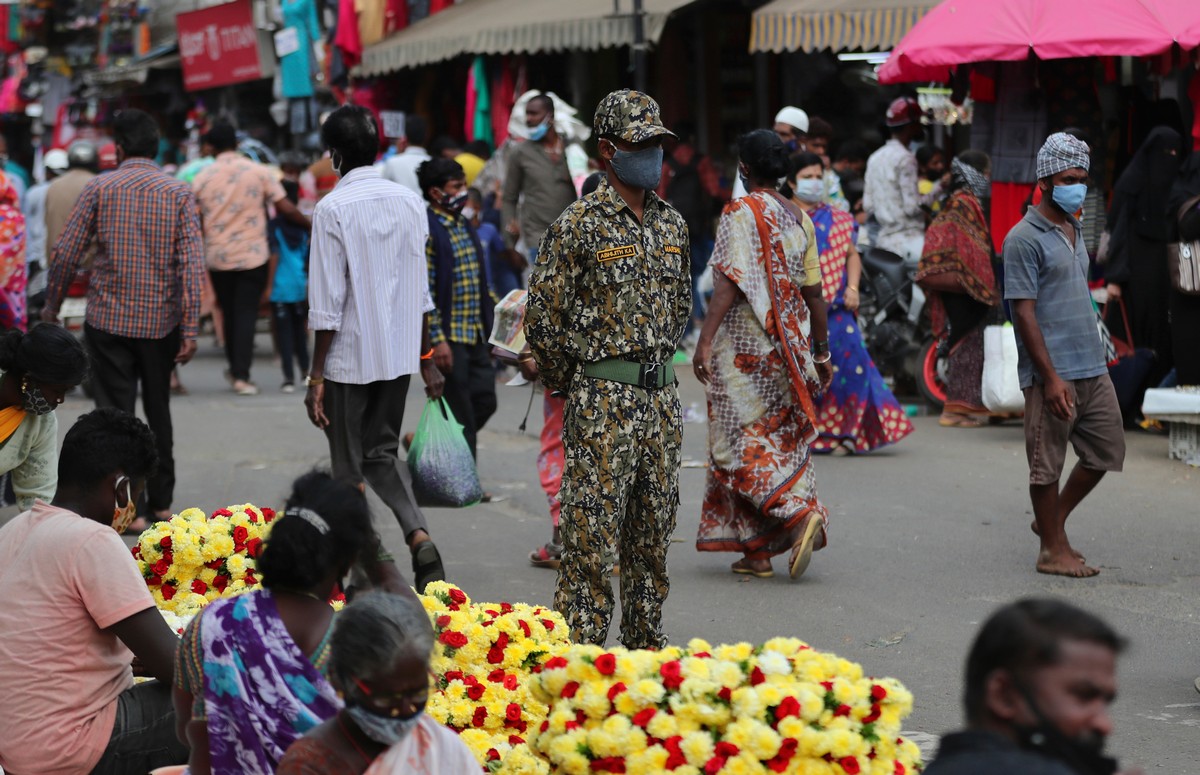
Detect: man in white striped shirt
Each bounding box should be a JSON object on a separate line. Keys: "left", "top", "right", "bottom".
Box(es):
{"left": 305, "top": 105, "right": 447, "bottom": 593}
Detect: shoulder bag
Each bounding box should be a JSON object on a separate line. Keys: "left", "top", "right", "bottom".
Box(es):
{"left": 1167, "top": 194, "right": 1200, "bottom": 296}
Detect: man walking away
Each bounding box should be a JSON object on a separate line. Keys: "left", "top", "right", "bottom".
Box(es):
{"left": 502, "top": 93, "right": 578, "bottom": 265}
{"left": 44, "top": 141, "right": 98, "bottom": 272}
{"left": 924, "top": 598, "right": 1136, "bottom": 775}
{"left": 44, "top": 109, "right": 205, "bottom": 526}
{"left": 305, "top": 105, "right": 447, "bottom": 593}
{"left": 23, "top": 148, "right": 67, "bottom": 305}
{"left": 527, "top": 89, "right": 691, "bottom": 649}
{"left": 193, "top": 121, "right": 310, "bottom": 396}
{"left": 1004, "top": 132, "right": 1125, "bottom": 578}
{"left": 382, "top": 115, "right": 431, "bottom": 193}
{"left": 418, "top": 158, "right": 497, "bottom": 459}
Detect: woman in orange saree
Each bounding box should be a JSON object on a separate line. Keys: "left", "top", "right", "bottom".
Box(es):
{"left": 693, "top": 131, "right": 833, "bottom": 580}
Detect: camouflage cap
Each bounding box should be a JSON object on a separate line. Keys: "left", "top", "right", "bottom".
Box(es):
{"left": 593, "top": 89, "right": 677, "bottom": 144}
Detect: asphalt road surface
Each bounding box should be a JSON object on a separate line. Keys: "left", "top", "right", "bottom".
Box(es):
{"left": 19, "top": 337, "right": 1200, "bottom": 769}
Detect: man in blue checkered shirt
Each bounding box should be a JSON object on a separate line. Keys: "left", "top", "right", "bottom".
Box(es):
{"left": 419, "top": 157, "right": 497, "bottom": 459}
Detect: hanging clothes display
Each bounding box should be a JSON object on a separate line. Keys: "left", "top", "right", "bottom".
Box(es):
{"left": 358, "top": 0, "right": 386, "bottom": 48}
{"left": 385, "top": 0, "right": 408, "bottom": 34}
{"left": 464, "top": 57, "right": 492, "bottom": 146}
{"left": 280, "top": 0, "right": 321, "bottom": 99}
{"left": 334, "top": 0, "right": 362, "bottom": 69}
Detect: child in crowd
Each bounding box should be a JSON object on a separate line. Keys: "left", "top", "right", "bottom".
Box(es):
{"left": 266, "top": 179, "right": 310, "bottom": 393}
{"left": 467, "top": 187, "right": 521, "bottom": 298}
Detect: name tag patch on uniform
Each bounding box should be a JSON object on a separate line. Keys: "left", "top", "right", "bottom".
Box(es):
{"left": 664, "top": 245, "right": 682, "bottom": 255}
{"left": 597, "top": 245, "right": 637, "bottom": 263}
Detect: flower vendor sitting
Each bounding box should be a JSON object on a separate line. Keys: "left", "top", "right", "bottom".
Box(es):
{"left": 0, "top": 325, "right": 88, "bottom": 511}
{"left": 173, "top": 471, "right": 377, "bottom": 775}
{"left": 0, "top": 408, "right": 188, "bottom": 775}
{"left": 277, "top": 591, "right": 478, "bottom": 775}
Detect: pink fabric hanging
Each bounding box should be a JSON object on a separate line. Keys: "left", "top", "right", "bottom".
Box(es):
{"left": 334, "top": 0, "right": 362, "bottom": 69}
{"left": 464, "top": 61, "right": 478, "bottom": 141}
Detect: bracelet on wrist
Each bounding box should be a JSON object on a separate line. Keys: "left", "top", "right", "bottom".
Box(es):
{"left": 420, "top": 347, "right": 435, "bottom": 361}
{"left": 305, "top": 375, "right": 324, "bottom": 386}
{"left": 813, "top": 353, "right": 832, "bottom": 364}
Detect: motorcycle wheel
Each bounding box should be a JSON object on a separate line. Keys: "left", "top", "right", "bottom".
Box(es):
{"left": 917, "top": 338, "right": 948, "bottom": 409}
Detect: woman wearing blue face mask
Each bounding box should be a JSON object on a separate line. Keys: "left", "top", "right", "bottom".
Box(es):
{"left": 791, "top": 153, "right": 914, "bottom": 454}
{"left": 277, "top": 592, "right": 478, "bottom": 775}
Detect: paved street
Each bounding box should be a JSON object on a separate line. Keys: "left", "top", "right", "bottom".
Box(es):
{"left": 23, "top": 334, "right": 1200, "bottom": 768}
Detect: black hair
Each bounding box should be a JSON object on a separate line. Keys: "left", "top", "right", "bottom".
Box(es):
{"left": 58, "top": 408, "right": 158, "bottom": 489}
{"left": 789, "top": 151, "right": 825, "bottom": 178}
{"left": 0, "top": 325, "right": 88, "bottom": 385}
{"left": 834, "top": 140, "right": 870, "bottom": 164}
{"left": 466, "top": 187, "right": 484, "bottom": 205}
{"left": 404, "top": 115, "right": 429, "bottom": 147}
{"left": 259, "top": 470, "right": 376, "bottom": 592}
{"left": 964, "top": 598, "right": 1125, "bottom": 725}
{"left": 464, "top": 139, "right": 491, "bottom": 159}
{"left": 529, "top": 94, "right": 555, "bottom": 116}
{"left": 916, "top": 145, "right": 945, "bottom": 168}
{"left": 417, "top": 158, "right": 466, "bottom": 201}
{"left": 321, "top": 105, "right": 379, "bottom": 172}
{"left": 429, "top": 135, "right": 462, "bottom": 158}
{"left": 281, "top": 178, "right": 300, "bottom": 205}
{"left": 207, "top": 121, "right": 238, "bottom": 153}
{"left": 738, "top": 129, "right": 790, "bottom": 183}
{"left": 113, "top": 109, "right": 160, "bottom": 160}
{"left": 581, "top": 171, "right": 604, "bottom": 197}
{"left": 807, "top": 116, "right": 833, "bottom": 141}
{"left": 278, "top": 150, "right": 309, "bottom": 172}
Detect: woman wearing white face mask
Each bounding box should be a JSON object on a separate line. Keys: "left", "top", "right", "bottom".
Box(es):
{"left": 277, "top": 592, "right": 478, "bottom": 775}
{"left": 790, "top": 153, "right": 914, "bottom": 455}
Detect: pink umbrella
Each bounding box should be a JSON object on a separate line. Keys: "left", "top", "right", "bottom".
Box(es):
{"left": 879, "top": 0, "right": 1200, "bottom": 83}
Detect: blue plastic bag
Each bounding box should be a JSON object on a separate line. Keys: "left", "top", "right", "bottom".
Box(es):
{"left": 408, "top": 398, "right": 483, "bottom": 507}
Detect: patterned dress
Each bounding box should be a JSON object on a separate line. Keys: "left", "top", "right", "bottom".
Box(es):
{"left": 0, "top": 174, "right": 26, "bottom": 331}
{"left": 697, "top": 193, "right": 828, "bottom": 560}
{"left": 808, "top": 203, "right": 914, "bottom": 453}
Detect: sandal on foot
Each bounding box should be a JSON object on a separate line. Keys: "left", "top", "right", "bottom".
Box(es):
{"left": 412, "top": 541, "right": 445, "bottom": 593}
{"left": 732, "top": 559, "right": 774, "bottom": 578}
{"left": 530, "top": 542, "right": 562, "bottom": 569}
{"left": 939, "top": 412, "right": 984, "bottom": 428}
{"left": 789, "top": 518, "right": 823, "bottom": 580}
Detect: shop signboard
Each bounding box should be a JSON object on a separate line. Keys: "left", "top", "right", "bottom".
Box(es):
{"left": 177, "top": 0, "right": 266, "bottom": 91}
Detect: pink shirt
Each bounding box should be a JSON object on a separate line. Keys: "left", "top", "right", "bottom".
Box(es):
{"left": 0, "top": 502, "right": 156, "bottom": 775}
{"left": 193, "top": 151, "right": 288, "bottom": 271}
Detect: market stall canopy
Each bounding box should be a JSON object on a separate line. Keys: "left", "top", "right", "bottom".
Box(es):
{"left": 360, "top": 0, "right": 695, "bottom": 76}
{"left": 879, "top": 0, "right": 1200, "bottom": 83}
{"left": 750, "top": 0, "right": 941, "bottom": 54}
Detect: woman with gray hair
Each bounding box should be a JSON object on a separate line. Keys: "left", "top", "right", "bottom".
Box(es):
{"left": 277, "top": 592, "right": 478, "bottom": 775}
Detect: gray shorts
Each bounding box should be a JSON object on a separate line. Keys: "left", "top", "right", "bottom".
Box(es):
{"left": 1023, "top": 373, "right": 1125, "bottom": 485}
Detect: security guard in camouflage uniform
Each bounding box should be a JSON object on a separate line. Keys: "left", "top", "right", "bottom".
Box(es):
{"left": 526, "top": 89, "right": 691, "bottom": 649}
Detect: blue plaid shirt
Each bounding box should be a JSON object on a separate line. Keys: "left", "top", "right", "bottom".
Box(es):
{"left": 426, "top": 208, "right": 486, "bottom": 345}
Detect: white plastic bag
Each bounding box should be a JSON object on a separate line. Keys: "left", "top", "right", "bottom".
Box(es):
{"left": 982, "top": 323, "right": 1024, "bottom": 414}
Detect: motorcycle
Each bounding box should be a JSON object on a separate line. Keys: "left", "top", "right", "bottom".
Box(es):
{"left": 856, "top": 246, "right": 947, "bottom": 407}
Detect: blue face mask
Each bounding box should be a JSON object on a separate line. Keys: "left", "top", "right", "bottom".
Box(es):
{"left": 793, "top": 179, "right": 825, "bottom": 203}
{"left": 784, "top": 139, "right": 800, "bottom": 153}
{"left": 1051, "top": 182, "right": 1087, "bottom": 215}
{"left": 609, "top": 145, "right": 664, "bottom": 191}
{"left": 346, "top": 703, "right": 425, "bottom": 746}
{"left": 527, "top": 119, "right": 550, "bottom": 142}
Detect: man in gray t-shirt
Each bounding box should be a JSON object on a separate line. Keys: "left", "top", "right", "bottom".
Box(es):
{"left": 1002, "top": 132, "right": 1125, "bottom": 580}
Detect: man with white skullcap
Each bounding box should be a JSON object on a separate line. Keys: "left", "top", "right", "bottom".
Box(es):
{"left": 1003, "top": 131, "right": 1124, "bottom": 579}
{"left": 773, "top": 106, "right": 809, "bottom": 153}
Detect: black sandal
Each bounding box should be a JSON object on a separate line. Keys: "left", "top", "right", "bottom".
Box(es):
{"left": 412, "top": 541, "right": 445, "bottom": 593}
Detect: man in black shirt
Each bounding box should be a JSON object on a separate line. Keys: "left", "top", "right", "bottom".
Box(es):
{"left": 925, "top": 599, "right": 1140, "bottom": 775}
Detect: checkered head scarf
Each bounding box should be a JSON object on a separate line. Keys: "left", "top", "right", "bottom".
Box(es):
{"left": 951, "top": 157, "right": 991, "bottom": 200}
{"left": 1037, "top": 132, "right": 1090, "bottom": 179}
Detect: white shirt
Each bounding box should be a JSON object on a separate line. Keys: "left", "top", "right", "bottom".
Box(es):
{"left": 23, "top": 181, "right": 50, "bottom": 268}
{"left": 308, "top": 166, "right": 434, "bottom": 384}
{"left": 381, "top": 146, "right": 431, "bottom": 193}
{"left": 863, "top": 139, "right": 925, "bottom": 259}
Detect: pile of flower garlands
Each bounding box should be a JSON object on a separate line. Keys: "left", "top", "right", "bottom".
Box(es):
{"left": 134, "top": 511, "right": 921, "bottom": 774}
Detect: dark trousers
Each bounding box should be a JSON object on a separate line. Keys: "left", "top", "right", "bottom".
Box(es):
{"left": 210, "top": 265, "right": 268, "bottom": 382}
{"left": 445, "top": 339, "right": 498, "bottom": 458}
{"left": 272, "top": 302, "right": 310, "bottom": 384}
{"left": 323, "top": 375, "right": 428, "bottom": 539}
{"left": 89, "top": 680, "right": 187, "bottom": 775}
{"left": 85, "top": 324, "right": 178, "bottom": 512}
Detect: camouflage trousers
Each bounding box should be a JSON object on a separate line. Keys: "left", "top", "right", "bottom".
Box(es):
{"left": 554, "top": 374, "right": 682, "bottom": 649}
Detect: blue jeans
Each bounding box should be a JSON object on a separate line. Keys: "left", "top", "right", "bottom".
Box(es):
{"left": 89, "top": 680, "right": 188, "bottom": 775}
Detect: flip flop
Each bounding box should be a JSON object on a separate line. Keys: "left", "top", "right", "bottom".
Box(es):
{"left": 732, "top": 560, "right": 774, "bottom": 578}
{"left": 412, "top": 541, "right": 445, "bottom": 593}
{"left": 789, "top": 517, "right": 823, "bottom": 580}
{"left": 530, "top": 542, "right": 562, "bottom": 569}
{"left": 939, "top": 414, "right": 984, "bottom": 428}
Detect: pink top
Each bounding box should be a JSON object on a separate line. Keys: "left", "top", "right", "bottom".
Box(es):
{"left": 193, "top": 151, "right": 288, "bottom": 272}
{"left": 0, "top": 502, "right": 156, "bottom": 774}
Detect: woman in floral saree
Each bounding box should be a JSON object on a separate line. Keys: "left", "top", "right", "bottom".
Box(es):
{"left": 694, "top": 131, "right": 833, "bottom": 580}
{"left": 174, "top": 472, "right": 376, "bottom": 775}
{"left": 0, "top": 172, "right": 27, "bottom": 331}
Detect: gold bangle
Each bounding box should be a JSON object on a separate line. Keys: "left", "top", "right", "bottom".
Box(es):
{"left": 847, "top": 286, "right": 858, "bottom": 292}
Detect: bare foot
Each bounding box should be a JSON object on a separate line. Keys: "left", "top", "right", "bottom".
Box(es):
{"left": 1036, "top": 548, "right": 1099, "bottom": 577}
{"left": 1030, "top": 521, "right": 1085, "bottom": 562}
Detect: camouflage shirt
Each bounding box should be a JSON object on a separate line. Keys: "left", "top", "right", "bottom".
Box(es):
{"left": 527, "top": 176, "right": 692, "bottom": 393}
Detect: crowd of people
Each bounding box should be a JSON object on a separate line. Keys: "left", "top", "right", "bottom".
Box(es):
{"left": 0, "top": 72, "right": 1190, "bottom": 775}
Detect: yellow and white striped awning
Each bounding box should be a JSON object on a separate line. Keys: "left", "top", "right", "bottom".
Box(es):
{"left": 751, "top": 0, "right": 941, "bottom": 54}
